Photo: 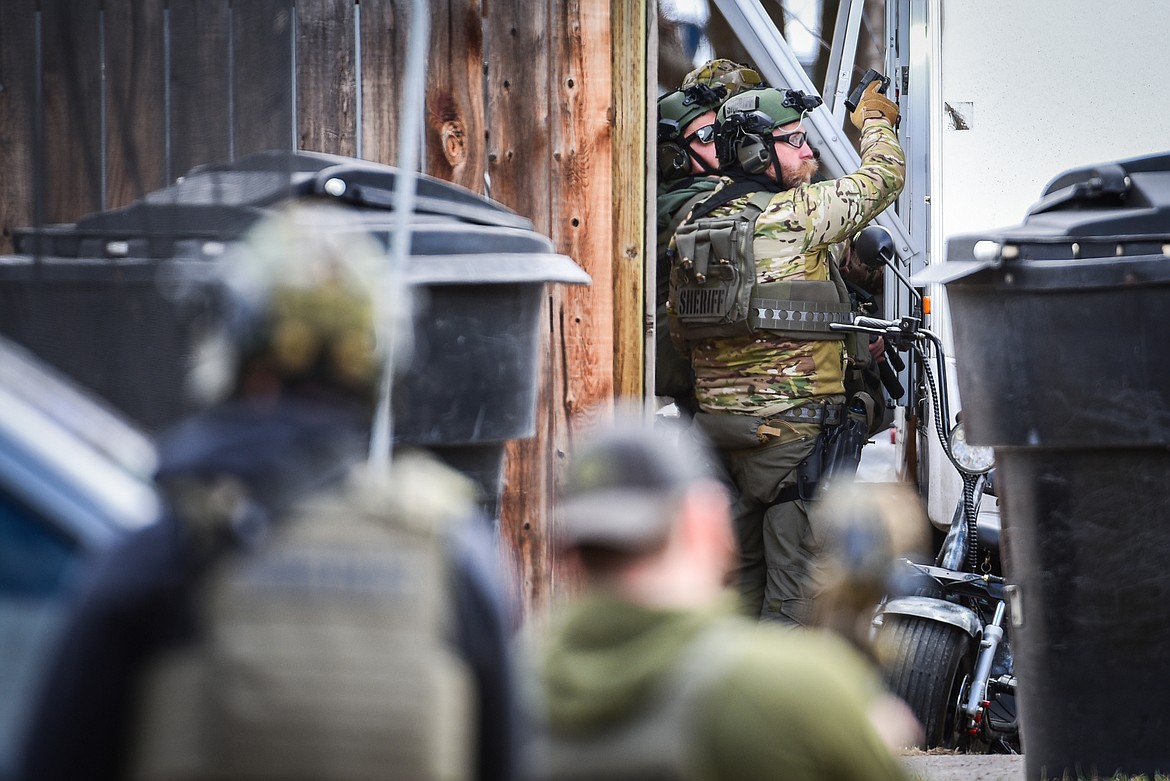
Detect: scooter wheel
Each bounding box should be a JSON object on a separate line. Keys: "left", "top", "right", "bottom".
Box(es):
{"left": 876, "top": 614, "right": 973, "bottom": 749}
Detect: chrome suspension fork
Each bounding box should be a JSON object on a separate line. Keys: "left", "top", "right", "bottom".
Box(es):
{"left": 963, "top": 599, "right": 1006, "bottom": 729}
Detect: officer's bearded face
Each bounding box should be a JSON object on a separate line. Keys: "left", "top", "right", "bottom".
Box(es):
{"left": 770, "top": 120, "right": 819, "bottom": 187}
{"left": 780, "top": 156, "right": 819, "bottom": 188}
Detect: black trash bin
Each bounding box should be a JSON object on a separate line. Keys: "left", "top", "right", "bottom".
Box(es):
{"left": 0, "top": 151, "right": 590, "bottom": 518}
{"left": 936, "top": 151, "right": 1170, "bottom": 780}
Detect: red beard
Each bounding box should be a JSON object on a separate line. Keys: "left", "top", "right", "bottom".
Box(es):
{"left": 781, "top": 157, "right": 820, "bottom": 188}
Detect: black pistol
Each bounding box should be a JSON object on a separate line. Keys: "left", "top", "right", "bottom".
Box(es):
{"left": 844, "top": 69, "right": 891, "bottom": 113}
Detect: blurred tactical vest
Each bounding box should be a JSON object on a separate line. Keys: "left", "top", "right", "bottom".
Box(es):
{"left": 130, "top": 453, "right": 476, "bottom": 781}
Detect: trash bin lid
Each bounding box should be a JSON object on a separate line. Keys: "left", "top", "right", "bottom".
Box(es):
{"left": 400, "top": 253, "right": 590, "bottom": 286}
{"left": 921, "top": 151, "right": 1170, "bottom": 289}
{"left": 14, "top": 151, "right": 538, "bottom": 258}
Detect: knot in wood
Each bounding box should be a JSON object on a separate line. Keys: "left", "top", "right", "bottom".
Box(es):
{"left": 441, "top": 120, "right": 467, "bottom": 166}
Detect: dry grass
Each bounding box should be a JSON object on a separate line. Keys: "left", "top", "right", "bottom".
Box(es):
{"left": 899, "top": 748, "right": 1168, "bottom": 781}
{"left": 1048, "top": 776, "right": 1169, "bottom": 781}
{"left": 1043, "top": 776, "right": 1169, "bottom": 781}
{"left": 903, "top": 773, "right": 1170, "bottom": 780}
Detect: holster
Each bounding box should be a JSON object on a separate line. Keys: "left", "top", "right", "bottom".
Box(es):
{"left": 821, "top": 403, "right": 870, "bottom": 483}
{"left": 772, "top": 423, "right": 827, "bottom": 504}
{"left": 791, "top": 435, "right": 824, "bottom": 501}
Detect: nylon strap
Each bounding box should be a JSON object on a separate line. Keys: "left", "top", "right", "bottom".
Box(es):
{"left": 689, "top": 177, "right": 777, "bottom": 222}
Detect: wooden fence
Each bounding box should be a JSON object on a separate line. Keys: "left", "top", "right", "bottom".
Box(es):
{"left": 0, "top": 0, "right": 650, "bottom": 618}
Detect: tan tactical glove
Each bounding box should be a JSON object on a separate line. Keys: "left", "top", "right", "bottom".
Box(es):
{"left": 849, "top": 80, "right": 899, "bottom": 130}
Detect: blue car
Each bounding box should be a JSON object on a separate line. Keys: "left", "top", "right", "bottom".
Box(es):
{"left": 0, "top": 335, "right": 159, "bottom": 779}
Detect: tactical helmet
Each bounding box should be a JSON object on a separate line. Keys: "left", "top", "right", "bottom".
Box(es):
{"left": 657, "top": 85, "right": 723, "bottom": 143}
{"left": 681, "top": 58, "right": 765, "bottom": 98}
{"left": 187, "top": 200, "right": 411, "bottom": 406}
{"left": 714, "top": 87, "right": 823, "bottom": 169}
{"left": 657, "top": 84, "right": 725, "bottom": 179}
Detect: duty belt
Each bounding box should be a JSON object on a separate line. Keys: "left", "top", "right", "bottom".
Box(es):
{"left": 756, "top": 402, "right": 842, "bottom": 443}
{"left": 768, "top": 402, "right": 842, "bottom": 427}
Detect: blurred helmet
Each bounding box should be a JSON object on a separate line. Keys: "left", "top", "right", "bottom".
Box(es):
{"left": 681, "top": 58, "right": 765, "bottom": 97}
{"left": 812, "top": 481, "right": 929, "bottom": 653}
{"left": 187, "top": 199, "right": 412, "bottom": 406}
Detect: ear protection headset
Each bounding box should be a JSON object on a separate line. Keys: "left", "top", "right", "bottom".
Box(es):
{"left": 657, "top": 84, "right": 727, "bottom": 182}
{"left": 657, "top": 141, "right": 691, "bottom": 178}
{"left": 714, "top": 112, "right": 774, "bottom": 175}
{"left": 735, "top": 133, "right": 773, "bottom": 175}
{"left": 656, "top": 116, "right": 690, "bottom": 178}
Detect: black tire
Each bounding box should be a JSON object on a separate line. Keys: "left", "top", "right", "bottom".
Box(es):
{"left": 877, "top": 615, "right": 973, "bottom": 749}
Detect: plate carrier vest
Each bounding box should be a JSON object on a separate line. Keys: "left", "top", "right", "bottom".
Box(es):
{"left": 667, "top": 187, "right": 856, "bottom": 345}
{"left": 129, "top": 455, "right": 475, "bottom": 781}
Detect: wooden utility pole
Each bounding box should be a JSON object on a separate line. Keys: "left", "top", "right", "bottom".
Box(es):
{"left": 612, "top": 0, "right": 651, "bottom": 403}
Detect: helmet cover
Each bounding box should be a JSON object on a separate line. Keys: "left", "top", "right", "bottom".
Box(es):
{"left": 682, "top": 58, "right": 765, "bottom": 98}
{"left": 188, "top": 200, "right": 412, "bottom": 405}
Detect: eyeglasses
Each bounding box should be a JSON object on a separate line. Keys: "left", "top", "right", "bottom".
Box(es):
{"left": 772, "top": 130, "right": 808, "bottom": 149}
{"left": 685, "top": 124, "right": 715, "bottom": 145}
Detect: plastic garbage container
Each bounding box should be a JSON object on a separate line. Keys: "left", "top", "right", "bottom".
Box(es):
{"left": 931, "top": 151, "right": 1170, "bottom": 780}
{"left": 0, "top": 151, "right": 590, "bottom": 517}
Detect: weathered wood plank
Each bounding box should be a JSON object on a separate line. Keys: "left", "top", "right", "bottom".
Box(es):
{"left": 295, "top": 0, "right": 357, "bottom": 157}
{"left": 485, "top": 0, "right": 555, "bottom": 619}
{"left": 40, "top": 0, "right": 103, "bottom": 223}
{"left": 549, "top": 0, "right": 615, "bottom": 418}
{"left": 425, "top": 0, "right": 486, "bottom": 193}
{"left": 498, "top": 297, "right": 556, "bottom": 622}
{"left": 611, "top": 0, "right": 648, "bottom": 400}
{"left": 541, "top": 0, "right": 617, "bottom": 605}
{"left": 168, "top": 0, "right": 232, "bottom": 177}
{"left": 231, "top": 0, "right": 294, "bottom": 159}
{"left": 0, "top": 0, "right": 38, "bottom": 253}
{"left": 104, "top": 0, "right": 167, "bottom": 209}
{"left": 483, "top": 7, "right": 553, "bottom": 225}
{"left": 358, "top": 0, "right": 408, "bottom": 165}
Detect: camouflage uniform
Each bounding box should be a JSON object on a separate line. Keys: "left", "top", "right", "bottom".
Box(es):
{"left": 655, "top": 60, "right": 764, "bottom": 405}
{"left": 678, "top": 118, "right": 905, "bottom": 624}
{"left": 833, "top": 238, "right": 885, "bottom": 295}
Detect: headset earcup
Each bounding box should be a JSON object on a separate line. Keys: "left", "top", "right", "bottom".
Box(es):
{"left": 737, "top": 134, "right": 771, "bottom": 174}
{"left": 657, "top": 142, "right": 690, "bottom": 178}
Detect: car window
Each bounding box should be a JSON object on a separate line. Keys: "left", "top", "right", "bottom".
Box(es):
{"left": 0, "top": 489, "right": 78, "bottom": 596}
{"left": 0, "top": 337, "right": 157, "bottom": 480}
{"left": 0, "top": 488, "right": 82, "bottom": 779}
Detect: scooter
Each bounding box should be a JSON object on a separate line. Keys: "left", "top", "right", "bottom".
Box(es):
{"left": 835, "top": 229, "right": 1021, "bottom": 753}
{"left": 880, "top": 421, "right": 1018, "bottom": 751}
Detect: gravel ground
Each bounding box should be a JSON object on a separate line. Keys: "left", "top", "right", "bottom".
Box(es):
{"left": 901, "top": 752, "right": 1024, "bottom": 781}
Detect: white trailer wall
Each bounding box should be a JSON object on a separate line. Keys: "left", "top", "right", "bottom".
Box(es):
{"left": 922, "top": 0, "right": 1170, "bottom": 523}
{"left": 937, "top": 0, "right": 1170, "bottom": 237}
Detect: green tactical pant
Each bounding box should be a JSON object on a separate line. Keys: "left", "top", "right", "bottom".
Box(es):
{"left": 691, "top": 411, "right": 824, "bottom": 626}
